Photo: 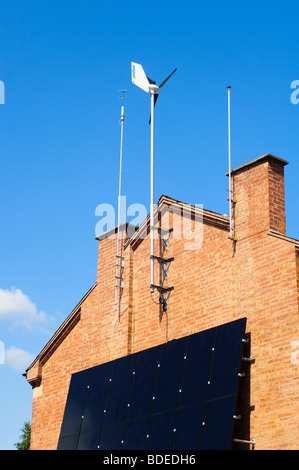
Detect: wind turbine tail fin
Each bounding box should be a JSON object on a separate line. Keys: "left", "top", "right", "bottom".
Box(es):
{"left": 131, "top": 62, "right": 150, "bottom": 92}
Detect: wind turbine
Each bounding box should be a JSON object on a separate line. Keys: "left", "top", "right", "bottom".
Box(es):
{"left": 131, "top": 62, "right": 177, "bottom": 291}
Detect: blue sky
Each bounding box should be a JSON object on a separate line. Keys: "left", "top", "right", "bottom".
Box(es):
{"left": 0, "top": 0, "right": 298, "bottom": 450}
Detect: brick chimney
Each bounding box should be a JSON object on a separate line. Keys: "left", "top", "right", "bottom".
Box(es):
{"left": 230, "top": 154, "right": 289, "bottom": 240}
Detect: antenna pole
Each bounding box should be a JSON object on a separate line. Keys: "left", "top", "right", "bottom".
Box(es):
{"left": 115, "top": 91, "right": 126, "bottom": 309}
{"left": 150, "top": 91, "right": 155, "bottom": 292}
{"left": 227, "top": 86, "right": 232, "bottom": 239}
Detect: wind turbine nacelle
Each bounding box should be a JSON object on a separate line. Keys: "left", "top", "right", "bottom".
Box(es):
{"left": 148, "top": 84, "right": 160, "bottom": 94}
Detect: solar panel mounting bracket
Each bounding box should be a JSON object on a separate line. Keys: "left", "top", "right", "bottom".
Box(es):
{"left": 242, "top": 355, "right": 254, "bottom": 363}
{"left": 233, "top": 438, "right": 256, "bottom": 450}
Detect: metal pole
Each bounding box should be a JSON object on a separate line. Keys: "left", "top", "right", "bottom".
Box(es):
{"left": 115, "top": 101, "right": 125, "bottom": 309}
{"left": 227, "top": 86, "right": 232, "bottom": 239}
{"left": 150, "top": 91, "right": 155, "bottom": 291}
{"left": 233, "top": 438, "right": 256, "bottom": 449}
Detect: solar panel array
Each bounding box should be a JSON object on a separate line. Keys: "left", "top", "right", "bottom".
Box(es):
{"left": 57, "top": 317, "right": 246, "bottom": 450}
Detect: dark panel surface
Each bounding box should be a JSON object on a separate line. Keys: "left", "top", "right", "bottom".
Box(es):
{"left": 172, "top": 403, "right": 206, "bottom": 450}
{"left": 104, "top": 353, "right": 136, "bottom": 426}
{"left": 57, "top": 434, "right": 79, "bottom": 450}
{"left": 152, "top": 337, "right": 188, "bottom": 414}
{"left": 77, "top": 429, "right": 101, "bottom": 450}
{"left": 121, "top": 416, "right": 150, "bottom": 450}
{"left": 147, "top": 410, "right": 177, "bottom": 450}
{"left": 180, "top": 327, "right": 216, "bottom": 407}
{"left": 127, "top": 345, "right": 162, "bottom": 421}
{"left": 208, "top": 320, "right": 245, "bottom": 400}
{"left": 201, "top": 395, "right": 238, "bottom": 450}
{"left": 99, "top": 422, "right": 125, "bottom": 450}
{"left": 58, "top": 367, "right": 91, "bottom": 440}
{"left": 57, "top": 318, "right": 246, "bottom": 450}
{"left": 80, "top": 361, "right": 113, "bottom": 433}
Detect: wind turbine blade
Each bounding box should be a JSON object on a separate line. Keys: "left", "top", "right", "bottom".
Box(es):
{"left": 149, "top": 94, "right": 159, "bottom": 125}
{"left": 147, "top": 76, "right": 156, "bottom": 85}
{"left": 158, "top": 68, "right": 177, "bottom": 89}
{"left": 131, "top": 62, "right": 150, "bottom": 92}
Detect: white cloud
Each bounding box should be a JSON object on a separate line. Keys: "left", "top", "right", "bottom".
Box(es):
{"left": 0, "top": 287, "right": 55, "bottom": 333}
{"left": 5, "top": 346, "right": 35, "bottom": 372}
{"left": 0, "top": 340, "right": 4, "bottom": 364}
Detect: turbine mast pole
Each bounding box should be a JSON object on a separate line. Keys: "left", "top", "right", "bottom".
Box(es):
{"left": 150, "top": 90, "right": 155, "bottom": 292}
{"left": 131, "top": 62, "right": 177, "bottom": 292}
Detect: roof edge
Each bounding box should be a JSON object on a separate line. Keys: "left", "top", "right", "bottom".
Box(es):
{"left": 268, "top": 229, "right": 299, "bottom": 247}
{"left": 226, "top": 153, "right": 289, "bottom": 176}
{"left": 124, "top": 195, "right": 229, "bottom": 250}
{"left": 25, "top": 283, "right": 97, "bottom": 374}
{"left": 95, "top": 222, "right": 138, "bottom": 241}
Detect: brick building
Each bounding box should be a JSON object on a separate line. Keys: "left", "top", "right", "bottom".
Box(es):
{"left": 25, "top": 153, "right": 299, "bottom": 450}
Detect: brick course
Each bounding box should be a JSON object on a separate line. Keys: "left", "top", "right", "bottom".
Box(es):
{"left": 26, "top": 154, "right": 299, "bottom": 450}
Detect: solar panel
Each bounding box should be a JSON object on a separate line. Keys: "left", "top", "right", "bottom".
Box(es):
{"left": 99, "top": 422, "right": 125, "bottom": 450}
{"left": 201, "top": 395, "right": 237, "bottom": 450}
{"left": 80, "top": 360, "right": 113, "bottom": 434}
{"left": 77, "top": 428, "right": 101, "bottom": 450}
{"left": 126, "top": 345, "right": 161, "bottom": 422}
{"left": 172, "top": 403, "right": 206, "bottom": 450}
{"left": 121, "top": 416, "right": 150, "bottom": 450}
{"left": 147, "top": 409, "right": 177, "bottom": 450}
{"left": 57, "top": 317, "right": 246, "bottom": 450}
{"left": 179, "top": 326, "right": 216, "bottom": 407}
{"left": 57, "top": 367, "right": 91, "bottom": 443}
{"left": 103, "top": 353, "right": 136, "bottom": 427}
{"left": 57, "top": 433, "right": 79, "bottom": 450}
{"left": 152, "top": 336, "right": 188, "bottom": 414}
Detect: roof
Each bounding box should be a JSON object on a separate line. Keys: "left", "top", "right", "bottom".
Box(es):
{"left": 124, "top": 195, "right": 230, "bottom": 251}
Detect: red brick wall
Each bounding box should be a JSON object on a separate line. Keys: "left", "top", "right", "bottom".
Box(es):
{"left": 231, "top": 156, "right": 287, "bottom": 240}
{"left": 27, "top": 155, "right": 298, "bottom": 450}
{"left": 268, "top": 160, "right": 287, "bottom": 235}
